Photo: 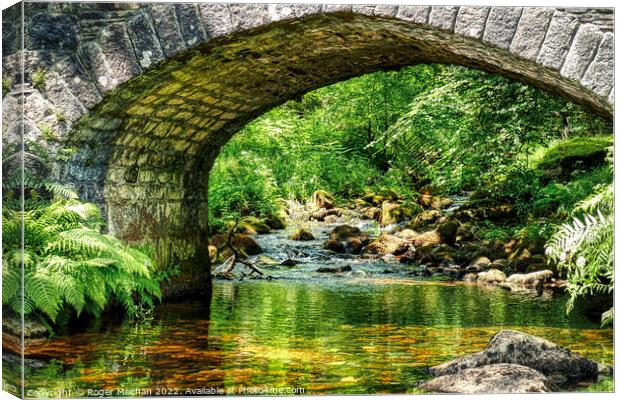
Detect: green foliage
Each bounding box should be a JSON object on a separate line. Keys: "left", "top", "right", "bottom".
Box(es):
{"left": 54, "top": 111, "right": 67, "bottom": 124}
{"left": 39, "top": 123, "right": 60, "bottom": 142}
{"left": 2, "top": 169, "right": 161, "bottom": 324}
{"left": 2, "top": 74, "right": 13, "bottom": 95}
{"left": 31, "top": 68, "right": 46, "bottom": 90}
{"left": 546, "top": 183, "right": 613, "bottom": 325}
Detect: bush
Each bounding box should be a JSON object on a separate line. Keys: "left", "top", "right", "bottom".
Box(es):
{"left": 2, "top": 172, "right": 161, "bottom": 326}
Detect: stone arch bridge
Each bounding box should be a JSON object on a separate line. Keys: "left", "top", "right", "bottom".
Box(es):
{"left": 2, "top": 3, "right": 614, "bottom": 286}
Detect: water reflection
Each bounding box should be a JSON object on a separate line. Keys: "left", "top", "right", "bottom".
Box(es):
{"left": 19, "top": 280, "right": 613, "bottom": 396}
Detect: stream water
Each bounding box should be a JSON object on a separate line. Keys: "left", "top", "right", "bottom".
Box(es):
{"left": 16, "top": 204, "right": 614, "bottom": 397}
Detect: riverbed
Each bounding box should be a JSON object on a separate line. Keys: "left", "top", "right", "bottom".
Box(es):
{"left": 18, "top": 218, "right": 613, "bottom": 396}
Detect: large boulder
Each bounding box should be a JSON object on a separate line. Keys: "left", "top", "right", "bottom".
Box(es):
{"left": 323, "top": 239, "right": 347, "bottom": 253}
{"left": 428, "top": 330, "right": 610, "bottom": 387}
{"left": 365, "top": 234, "right": 410, "bottom": 256}
{"left": 408, "top": 210, "right": 442, "bottom": 230}
{"left": 436, "top": 220, "right": 459, "bottom": 245}
{"left": 506, "top": 270, "right": 554, "bottom": 288}
{"left": 289, "top": 228, "right": 315, "bottom": 241}
{"left": 310, "top": 190, "right": 335, "bottom": 209}
{"left": 396, "top": 228, "right": 420, "bottom": 240}
{"left": 419, "top": 194, "right": 452, "bottom": 210}
{"left": 311, "top": 208, "right": 342, "bottom": 221}
{"left": 210, "top": 234, "right": 263, "bottom": 256}
{"left": 412, "top": 230, "right": 441, "bottom": 247}
{"left": 419, "top": 363, "right": 556, "bottom": 393}
{"left": 477, "top": 268, "right": 506, "bottom": 284}
{"left": 330, "top": 225, "right": 363, "bottom": 241}
{"left": 239, "top": 216, "right": 271, "bottom": 235}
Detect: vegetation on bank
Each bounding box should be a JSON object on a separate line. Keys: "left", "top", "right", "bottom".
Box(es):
{"left": 209, "top": 64, "right": 613, "bottom": 324}
{"left": 1, "top": 162, "right": 162, "bottom": 332}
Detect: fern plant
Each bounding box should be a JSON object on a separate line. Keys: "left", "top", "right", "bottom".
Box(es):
{"left": 546, "top": 182, "right": 613, "bottom": 326}
{"left": 2, "top": 170, "right": 161, "bottom": 325}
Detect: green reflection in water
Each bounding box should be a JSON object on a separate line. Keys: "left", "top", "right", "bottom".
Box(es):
{"left": 20, "top": 280, "right": 613, "bottom": 396}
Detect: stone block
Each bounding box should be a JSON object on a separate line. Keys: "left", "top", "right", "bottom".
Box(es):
{"left": 429, "top": 6, "right": 459, "bottom": 31}
{"left": 537, "top": 11, "right": 580, "bottom": 70}
{"left": 174, "top": 4, "right": 207, "bottom": 47}
{"left": 198, "top": 3, "right": 234, "bottom": 39}
{"left": 126, "top": 10, "right": 164, "bottom": 69}
{"left": 229, "top": 4, "right": 270, "bottom": 30}
{"left": 561, "top": 24, "right": 603, "bottom": 81}
{"left": 454, "top": 6, "right": 491, "bottom": 39}
{"left": 396, "top": 6, "right": 430, "bottom": 24}
{"left": 581, "top": 32, "right": 614, "bottom": 97}
{"left": 149, "top": 4, "right": 186, "bottom": 57}
{"left": 510, "top": 7, "right": 555, "bottom": 61}
{"left": 483, "top": 7, "right": 523, "bottom": 49}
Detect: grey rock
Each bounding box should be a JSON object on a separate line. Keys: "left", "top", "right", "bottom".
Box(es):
{"left": 229, "top": 4, "right": 270, "bottom": 30}
{"left": 483, "top": 7, "right": 523, "bottom": 49}
{"left": 428, "top": 6, "right": 459, "bottom": 31}
{"left": 420, "top": 363, "right": 556, "bottom": 393}
{"left": 396, "top": 6, "right": 430, "bottom": 24}
{"left": 510, "top": 8, "right": 555, "bottom": 60}
{"left": 351, "top": 5, "right": 376, "bottom": 16}
{"left": 198, "top": 4, "right": 234, "bottom": 39}
{"left": 454, "top": 6, "right": 491, "bottom": 39}
{"left": 506, "top": 270, "right": 553, "bottom": 287}
{"left": 322, "top": 4, "right": 352, "bottom": 13}
{"left": 561, "top": 24, "right": 603, "bottom": 81}
{"left": 477, "top": 268, "right": 506, "bottom": 284}
{"left": 373, "top": 5, "right": 399, "bottom": 18}
{"left": 27, "top": 13, "right": 79, "bottom": 50}
{"left": 150, "top": 4, "right": 186, "bottom": 57}
{"left": 175, "top": 4, "right": 207, "bottom": 48}
{"left": 269, "top": 4, "right": 321, "bottom": 21}
{"left": 537, "top": 11, "right": 580, "bottom": 70}
{"left": 581, "top": 32, "right": 614, "bottom": 97}
{"left": 126, "top": 10, "right": 165, "bottom": 69}
{"left": 429, "top": 330, "right": 610, "bottom": 387}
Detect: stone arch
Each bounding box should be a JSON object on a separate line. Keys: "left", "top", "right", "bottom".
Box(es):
{"left": 3, "top": 4, "right": 614, "bottom": 281}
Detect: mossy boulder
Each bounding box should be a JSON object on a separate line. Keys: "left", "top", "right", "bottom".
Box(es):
{"left": 365, "top": 234, "right": 410, "bottom": 255}
{"left": 310, "top": 190, "right": 335, "bottom": 209}
{"left": 535, "top": 136, "right": 612, "bottom": 177}
{"left": 239, "top": 216, "right": 271, "bottom": 235}
{"left": 290, "top": 228, "right": 315, "bottom": 241}
{"left": 211, "top": 234, "right": 263, "bottom": 256}
{"left": 330, "top": 225, "right": 363, "bottom": 241}
{"left": 408, "top": 210, "right": 443, "bottom": 230}
{"left": 264, "top": 212, "right": 287, "bottom": 230}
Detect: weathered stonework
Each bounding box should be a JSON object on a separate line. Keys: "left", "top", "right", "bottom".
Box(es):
{"left": 2, "top": 3, "right": 614, "bottom": 276}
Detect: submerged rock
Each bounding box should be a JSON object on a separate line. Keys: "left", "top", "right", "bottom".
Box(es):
{"left": 324, "top": 239, "right": 347, "bottom": 253}
{"left": 420, "top": 363, "right": 556, "bottom": 393}
{"left": 428, "top": 330, "right": 610, "bottom": 387}
{"left": 317, "top": 265, "right": 352, "bottom": 273}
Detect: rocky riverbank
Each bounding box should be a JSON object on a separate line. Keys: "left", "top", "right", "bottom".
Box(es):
{"left": 208, "top": 189, "right": 565, "bottom": 298}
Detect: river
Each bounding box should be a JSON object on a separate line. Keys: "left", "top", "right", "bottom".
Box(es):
{"left": 18, "top": 214, "right": 614, "bottom": 396}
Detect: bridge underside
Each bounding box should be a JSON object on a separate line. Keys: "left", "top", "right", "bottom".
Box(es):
{"left": 27, "top": 11, "right": 611, "bottom": 271}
